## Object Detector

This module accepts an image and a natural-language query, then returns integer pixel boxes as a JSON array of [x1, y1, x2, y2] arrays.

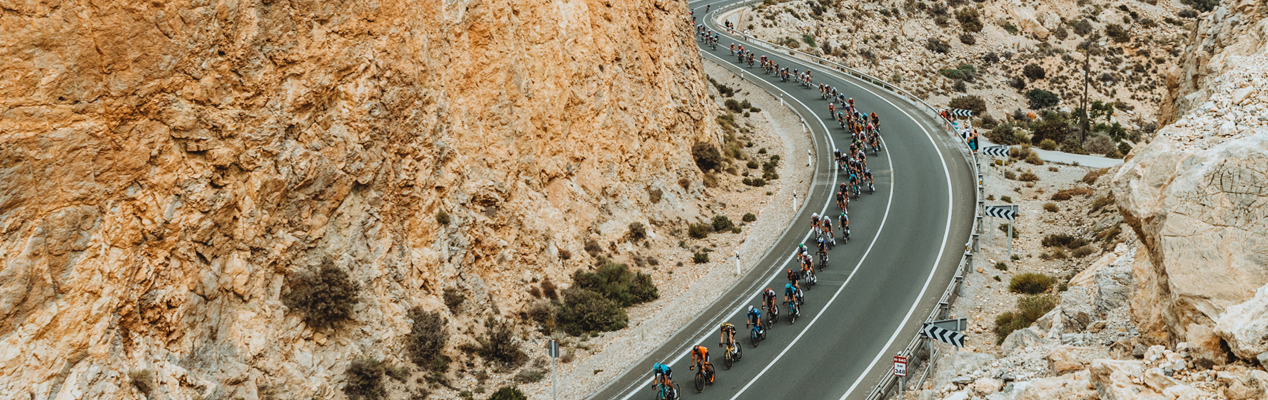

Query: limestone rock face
[[1159, 0, 1268, 125], [0, 0, 712, 398], [1215, 284, 1268, 362], [1112, 132, 1268, 347]]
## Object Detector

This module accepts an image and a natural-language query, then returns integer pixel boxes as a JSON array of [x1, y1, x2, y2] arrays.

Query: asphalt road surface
[[588, 1, 977, 399]]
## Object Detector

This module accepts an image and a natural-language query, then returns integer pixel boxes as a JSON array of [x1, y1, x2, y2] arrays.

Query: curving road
[[589, 1, 977, 399]]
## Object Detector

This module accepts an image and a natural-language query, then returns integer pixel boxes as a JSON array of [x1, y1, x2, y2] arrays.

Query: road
[[588, 1, 977, 399]]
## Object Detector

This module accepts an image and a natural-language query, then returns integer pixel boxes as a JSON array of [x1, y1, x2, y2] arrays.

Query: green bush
[[344, 359, 388, 400], [1018, 294, 1059, 322], [489, 386, 528, 400], [746, 160, 759, 169], [692, 142, 723, 172], [688, 223, 711, 239], [444, 288, 466, 312], [1041, 233, 1075, 247], [283, 261, 361, 330], [1106, 23, 1131, 42], [558, 287, 628, 335], [1000, 195, 1012, 203], [1181, 0, 1219, 12], [1009, 273, 1054, 294], [1025, 152, 1044, 165], [1026, 89, 1059, 109], [987, 124, 1027, 145], [712, 215, 735, 232], [1071, 19, 1094, 35], [959, 33, 977, 45], [802, 34, 816, 47], [572, 260, 659, 307], [406, 308, 450, 373], [994, 262, 1008, 271], [628, 222, 647, 241], [724, 99, 743, 113], [694, 252, 710, 263], [995, 294, 1059, 343], [436, 209, 451, 225], [743, 212, 757, 222], [1039, 139, 1058, 150]]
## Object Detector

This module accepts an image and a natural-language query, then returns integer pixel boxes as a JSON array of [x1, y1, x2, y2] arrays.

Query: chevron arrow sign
[[985, 205, 1018, 220], [921, 322, 966, 347], [950, 109, 974, 117], [982, 145, 1010, 157]]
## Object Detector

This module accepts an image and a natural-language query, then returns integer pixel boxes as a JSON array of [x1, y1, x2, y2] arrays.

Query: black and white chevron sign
[[982, 145, 1010, 157], [985, 205, 1018, 220], [921, 323, 966, 347], [950, 109, 974, 117]]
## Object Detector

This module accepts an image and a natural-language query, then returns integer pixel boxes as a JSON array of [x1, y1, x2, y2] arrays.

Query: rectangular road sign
[[547, 339, 559, 358], [932, 318, 967, 332], [894, 356, 908, 377]]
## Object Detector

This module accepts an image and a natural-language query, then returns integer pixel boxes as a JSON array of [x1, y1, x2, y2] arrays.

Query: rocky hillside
[[730, 0, 1200, 156], [0, 0, 713, 398]]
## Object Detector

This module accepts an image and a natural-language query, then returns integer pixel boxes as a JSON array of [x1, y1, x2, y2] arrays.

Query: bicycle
[[693, 361, 715, 393], [721, 338, 743, 369], [786, 300, 800, 324], [655, 380, 681, 400], [765, 300, 779, 326], [818, 250, 828, 272], [749, 322, 766, 347]]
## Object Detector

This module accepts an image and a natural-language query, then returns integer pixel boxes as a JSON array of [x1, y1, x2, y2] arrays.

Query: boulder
[[1113, 133, 1268, 343], [1014, 370, 1097, 400], [1093, 248, 1135, 314], [1089, 359, 1164, 400], [1214, 284, 1268, 361], [973, 377, 1003, 395], [1001, 327, 1043, 354], [934, 351, 997, 390], [1184, 323, 1227, 366]]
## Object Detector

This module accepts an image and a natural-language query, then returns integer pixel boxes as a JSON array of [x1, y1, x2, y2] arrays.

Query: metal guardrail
[[706, 3, 985, 399]]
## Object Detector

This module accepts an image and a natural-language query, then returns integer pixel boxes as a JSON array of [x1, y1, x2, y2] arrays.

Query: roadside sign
[[932, 318, 967, 332], [547, 339, 559, 358], [921, 323, 967, 347], [893, 355, 908, 377]]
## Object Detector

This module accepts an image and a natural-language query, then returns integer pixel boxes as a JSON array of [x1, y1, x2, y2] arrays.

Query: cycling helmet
[[786, 283, 793, 290], [748, 305, 754, 313]]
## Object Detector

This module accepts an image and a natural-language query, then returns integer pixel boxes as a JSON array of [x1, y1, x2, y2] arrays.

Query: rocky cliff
[[0, 0, 713, 398], [1159, 0, 1268, 125], [1114, 0, 1268, 367]]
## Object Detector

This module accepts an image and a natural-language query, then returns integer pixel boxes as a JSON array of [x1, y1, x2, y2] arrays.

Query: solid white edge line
[[614, 40, 845, 400], [833, 77, 957, 400]]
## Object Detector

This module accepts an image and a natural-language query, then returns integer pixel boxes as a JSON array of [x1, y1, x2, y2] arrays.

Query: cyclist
[[706, 4, 710, 12], [719, 322, 736, 349], [746, 305, 763, 334], [762, 287, 778, 314], [729, 43, 735, 56], [784, 282, 799, 305], [836, 189, 847, 211], [863, 168, 875, 191], [839, 212, 850, 242], [822, 218, 835, 245], [690, 345, 710, 374], [816, 237, 828, 262], [797, 243, 808, 257], [652, 362, 674, 394], [810, 213, 821, 237]]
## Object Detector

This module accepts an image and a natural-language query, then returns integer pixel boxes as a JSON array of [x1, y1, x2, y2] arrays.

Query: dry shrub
[[702, 172, 719, 188], [476, 318, 527, 367], [1009, 273, 1054, 294], [541, 276, 558, 300], [406, 308, 450, 373], [1043, 202, 1059, 212], [1071, 245, 1097, 258], [1018, 172, 1040, 182], [444, 288, 466, 312], [1050, 188, 1094, 200], [1025, 152, 1044, 165], [584, 240, 603, 257], [283, 261, 360, 330]]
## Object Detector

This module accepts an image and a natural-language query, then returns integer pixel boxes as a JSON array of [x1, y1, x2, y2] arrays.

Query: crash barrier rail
[[706, 3, 986, 399]]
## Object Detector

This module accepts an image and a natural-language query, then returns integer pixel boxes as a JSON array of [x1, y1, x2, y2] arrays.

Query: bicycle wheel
[[751, 329, 759, 347], [673, 383, 681, 400], [695, 371, 704, 393], [706, 363, 715, 384], [735, 342, 743, 360], [657, 384, 667, 400], [724, 348, 734, 369]]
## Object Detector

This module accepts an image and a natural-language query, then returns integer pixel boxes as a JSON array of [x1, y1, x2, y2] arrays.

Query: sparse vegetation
[[688, 223, 712, 239], [995, 294, 1059, 343], [1026, 89, 1059, 109], [712, 215, 735, 232], [129, 369, 155, 397], [956, 7, 983, 32], [406, 308, 450, 374], [344, 359, 388, 400], [743, 212, 757, 223], [1039, 138, 1058, 151], [444, 288, 466, 312], [694, 251, 710, 263], [283, 260, 361, 330], [628, 222, 647, 241], [692, 142, 723, 172], [572, 260, 659, 307], [948, 94, 987, 117], [1043, 202, 1059, 212], [1023, 64, 1046, 81], [436, 209, 451, 225], [1051, 188, 1094, 200], [476, 318, 528, 367], [925, 38, 951, 53], [1010, 273, 1055, 294], [490, 386, 528, 400]]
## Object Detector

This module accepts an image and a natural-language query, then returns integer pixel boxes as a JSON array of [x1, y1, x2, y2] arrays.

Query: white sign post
[[894, 354, 908, 393], [547, 340, 559, 400]]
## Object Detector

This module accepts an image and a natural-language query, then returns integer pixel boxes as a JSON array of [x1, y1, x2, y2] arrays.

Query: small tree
[[1026, 89, 1059, 109], [283, 261, 360, 330]]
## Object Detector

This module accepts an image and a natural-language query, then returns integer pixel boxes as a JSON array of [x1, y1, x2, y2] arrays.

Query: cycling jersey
[[747, 308, 762, 326]]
